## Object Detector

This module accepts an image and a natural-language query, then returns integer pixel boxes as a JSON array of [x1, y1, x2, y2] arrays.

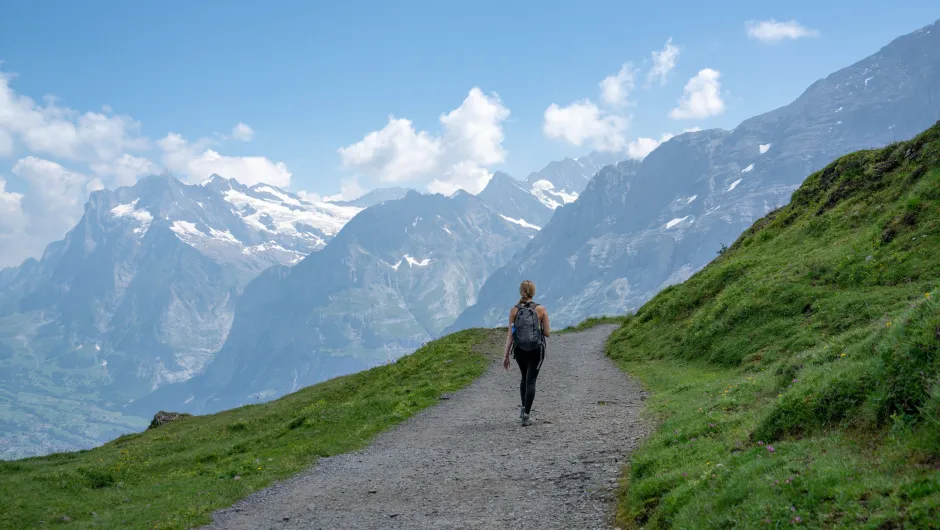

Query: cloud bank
[[0, 67, 289, 266], [746, 20, 819, 43], [338, 87, 510, 195]]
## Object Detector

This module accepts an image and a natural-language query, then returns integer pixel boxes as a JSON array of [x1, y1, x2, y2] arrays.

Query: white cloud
[[624, 127, 703, 161], [232, 122, 255, 142], [86, 178, 105, 192], [746, 20, 819, 43], [427, 161, 492, 196], [0, 128, 12, 157], [600, 63, 637, 107], [13, 157, 88, 215], [669, 68, 725, 120], [0, 157, 92, 266], [90, 154, 159, 187], [338, 87, 510, 195], [321, 177, 367, 202], [338, 116, 442, 182], [0, 176, 25, 235], [440, 87, 509, 165], [625, 133, 675, 160], [0, 72, 149, 164], [159, 132, 292, 187], [0, 67, 298, 265], [543, 99, 628, 152], [646, 38, 680, 86]]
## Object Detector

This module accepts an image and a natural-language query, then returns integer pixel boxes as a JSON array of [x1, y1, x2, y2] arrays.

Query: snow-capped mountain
[[196, 174, 362, 271], [453, 18, 940, 331], [477, 171, 554, 229], [524, 150, 624, 208], [136, 189, 538, 414], [0, 173, 360, 459]]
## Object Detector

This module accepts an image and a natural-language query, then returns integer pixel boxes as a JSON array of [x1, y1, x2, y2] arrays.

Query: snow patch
[[170, 220, 203, 239], [864, 76, 874, 88], [741, 164, 754, 173], [759, 143, 771, 154], [686, 195, 698, 204], [442, 226, 452, 235], [404, 255, 430, 267], [254, 185, 301, 206], [499, 214, 541, 230], [835, 106, 843, 112], [727, 179, 743, 192], [530, 179, 577, 209], [100, 360, 107, 367], [223, 189, 361, 238], [110, 200, 154, 234], [208, 227, 240, 245], [172, 222, 241, 247], [666, 216, 690, 229]]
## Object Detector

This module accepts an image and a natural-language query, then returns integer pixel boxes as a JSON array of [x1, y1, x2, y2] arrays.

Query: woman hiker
[[502, 280, 551, 426]]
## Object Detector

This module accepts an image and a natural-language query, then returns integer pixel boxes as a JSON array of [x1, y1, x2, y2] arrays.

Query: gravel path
[[204, 325, 649, 530]]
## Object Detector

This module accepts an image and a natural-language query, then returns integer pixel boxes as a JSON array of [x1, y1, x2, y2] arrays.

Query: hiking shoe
[[521, 414, 532, 427]]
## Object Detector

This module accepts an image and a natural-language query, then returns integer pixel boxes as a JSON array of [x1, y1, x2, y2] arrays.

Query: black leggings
[[515, 346, 544, 414]]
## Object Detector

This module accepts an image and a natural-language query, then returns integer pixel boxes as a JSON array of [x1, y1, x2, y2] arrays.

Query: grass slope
[[0, 328, 501, 529], [608, 123, 940, 528], [557, 315, 626, 335]]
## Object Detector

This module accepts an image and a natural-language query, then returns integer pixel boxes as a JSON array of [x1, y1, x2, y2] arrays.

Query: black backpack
[[513, 302, 543, 351]]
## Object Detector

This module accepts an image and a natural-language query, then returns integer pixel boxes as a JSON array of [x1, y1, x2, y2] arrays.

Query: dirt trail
[[205, 325, 649, 530]]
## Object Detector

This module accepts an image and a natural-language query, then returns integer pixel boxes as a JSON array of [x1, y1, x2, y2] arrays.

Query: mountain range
[[3, 18, 939, 460], [0, 167, 556, 457], [0, 175, 362, 458], [133, 188, 543, 414], [452, 17, 940, 331]]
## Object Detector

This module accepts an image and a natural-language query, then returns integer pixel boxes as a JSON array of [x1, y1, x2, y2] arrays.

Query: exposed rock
[[148, 411, 191, 430]]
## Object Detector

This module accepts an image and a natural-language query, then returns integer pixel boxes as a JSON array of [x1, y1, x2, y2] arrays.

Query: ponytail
[[518, 280, 536, 305]]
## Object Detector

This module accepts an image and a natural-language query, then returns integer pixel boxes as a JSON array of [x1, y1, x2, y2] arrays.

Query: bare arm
[[539, 306, 551, 337], [503, 307, 518, 361]]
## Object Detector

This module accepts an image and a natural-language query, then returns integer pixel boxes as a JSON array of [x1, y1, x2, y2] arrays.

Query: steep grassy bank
[[609, 123, 940, 528], [0, 328, 501, 529]]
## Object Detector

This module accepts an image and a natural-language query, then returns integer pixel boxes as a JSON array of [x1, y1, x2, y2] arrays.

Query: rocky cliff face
[[453, 18, 940, 331], [132, 189, 539, 414], [0, 174, 361, 458]]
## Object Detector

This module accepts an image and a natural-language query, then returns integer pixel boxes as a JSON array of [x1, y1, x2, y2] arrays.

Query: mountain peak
[[331, 187, 410, 208], [480, 171, 522, 193], [201, 173, 238, 193]]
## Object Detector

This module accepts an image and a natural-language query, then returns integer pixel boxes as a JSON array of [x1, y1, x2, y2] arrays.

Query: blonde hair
[[519, 280, 536, 304]]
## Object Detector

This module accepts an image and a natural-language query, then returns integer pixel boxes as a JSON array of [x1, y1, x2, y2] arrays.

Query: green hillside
[[0, 329, 501, 529], [609, 122, 940, 528], [2, 122, 938, 530]]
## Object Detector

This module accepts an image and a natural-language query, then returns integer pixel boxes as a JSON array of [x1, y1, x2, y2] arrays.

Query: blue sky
[[0, 0, 938, 262]]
